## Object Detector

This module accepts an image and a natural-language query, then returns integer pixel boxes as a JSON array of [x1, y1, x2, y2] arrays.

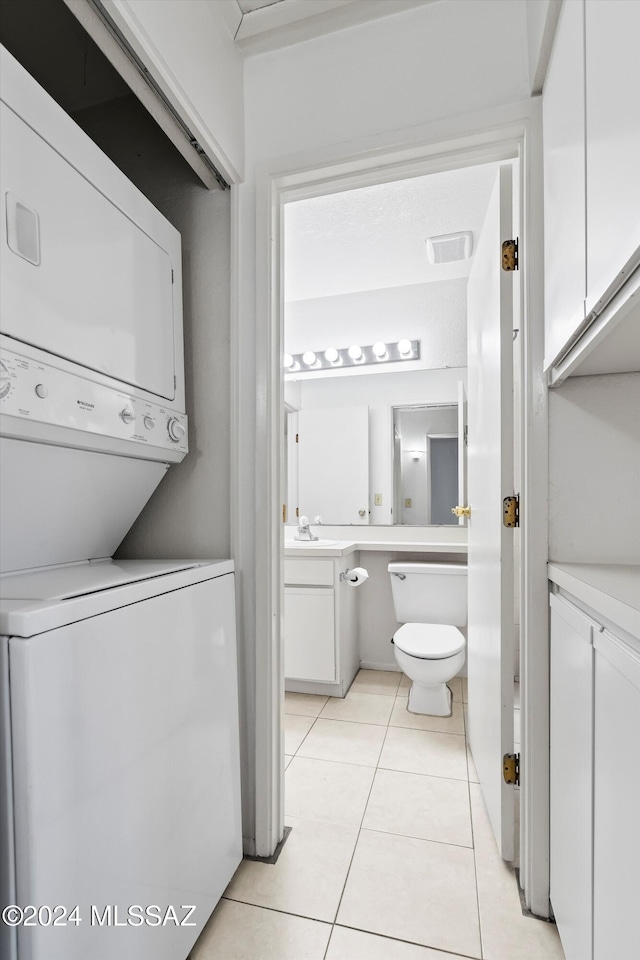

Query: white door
[[466, 164, 515, 860], [297, 407, 369, 524]]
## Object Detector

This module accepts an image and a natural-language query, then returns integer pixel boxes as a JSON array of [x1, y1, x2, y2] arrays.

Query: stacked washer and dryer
[[0, 46, 241, 960]]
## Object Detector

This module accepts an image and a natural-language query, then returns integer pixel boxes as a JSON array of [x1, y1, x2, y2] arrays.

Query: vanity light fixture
[[408, 450, 425, 461], [283, 339, 420, 373]]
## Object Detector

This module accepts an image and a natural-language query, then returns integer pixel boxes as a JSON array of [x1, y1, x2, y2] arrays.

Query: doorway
[[280, 153, 520, 865]]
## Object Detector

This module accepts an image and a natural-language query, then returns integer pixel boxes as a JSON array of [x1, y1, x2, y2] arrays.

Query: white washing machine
[[0, 559, 242, 960], [0, 47, 242, 960]]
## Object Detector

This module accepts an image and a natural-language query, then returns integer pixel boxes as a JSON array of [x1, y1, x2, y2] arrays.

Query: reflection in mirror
[[393, 404, 459, 525]]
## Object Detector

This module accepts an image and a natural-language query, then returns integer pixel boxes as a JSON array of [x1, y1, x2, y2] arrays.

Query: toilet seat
[[394, 623, 465, 660]]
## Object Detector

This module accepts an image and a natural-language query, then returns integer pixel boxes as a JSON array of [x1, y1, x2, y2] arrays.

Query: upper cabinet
[[585, 0, 640, 316], [543, 0, 586, 370], [543, 0, 640, 380]]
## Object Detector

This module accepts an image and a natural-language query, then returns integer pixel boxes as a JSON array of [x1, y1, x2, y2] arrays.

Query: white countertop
[[548, 562, 640, 639], [285, 540, 467, 558]]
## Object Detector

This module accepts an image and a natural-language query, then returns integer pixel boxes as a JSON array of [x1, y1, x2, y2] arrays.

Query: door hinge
[[501, 238, 518, 271], [171, 269, 174, 284], [503, 494, 519, 528], [282, 503, 287, 524], [503, 752, 520, 785], [295, 433, 299, 443], [295, 506, 299, 518]]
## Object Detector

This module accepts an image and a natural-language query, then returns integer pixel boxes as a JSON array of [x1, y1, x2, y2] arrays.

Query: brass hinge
[[295, 506, 299, 518], [503, 494, 519, 528], [502, 238, 518, 271], [503, 752, 520, 785], [282, 503, 287, 523], [295, 433, 299, 443]]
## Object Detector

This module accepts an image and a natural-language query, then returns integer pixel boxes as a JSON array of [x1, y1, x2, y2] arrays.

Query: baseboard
[[359, 660, 400, 672]]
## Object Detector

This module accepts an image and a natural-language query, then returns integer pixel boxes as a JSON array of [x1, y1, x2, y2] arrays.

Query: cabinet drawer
[[284, 558, 334, 586]]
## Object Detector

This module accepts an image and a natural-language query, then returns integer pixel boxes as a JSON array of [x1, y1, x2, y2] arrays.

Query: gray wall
[[75, 96, 232, 561]]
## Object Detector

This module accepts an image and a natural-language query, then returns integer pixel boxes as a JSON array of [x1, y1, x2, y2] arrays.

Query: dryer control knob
[[167, 417, 185, 443], [0, 361, 11, 399], [143, 415, 155, 431], [120, 407, 135, 424]]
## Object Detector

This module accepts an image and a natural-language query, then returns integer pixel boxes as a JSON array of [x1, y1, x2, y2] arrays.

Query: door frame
[[249, 99, 550, 915]]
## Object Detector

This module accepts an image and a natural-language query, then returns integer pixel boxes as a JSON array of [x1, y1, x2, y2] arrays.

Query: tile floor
[[191, 670, 565, 960]]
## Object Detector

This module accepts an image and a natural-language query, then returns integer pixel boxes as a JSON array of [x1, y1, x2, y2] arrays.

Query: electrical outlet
[[374, 493, 382, 506], [405, 498, 412, 508]]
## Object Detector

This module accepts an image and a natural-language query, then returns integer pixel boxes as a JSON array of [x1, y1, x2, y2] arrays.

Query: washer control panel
[[0, 347, 188, 455]]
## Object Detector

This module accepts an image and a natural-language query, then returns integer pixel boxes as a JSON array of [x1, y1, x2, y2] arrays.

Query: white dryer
[[0, 45, 243, 960], [0, 559, 242, 960]]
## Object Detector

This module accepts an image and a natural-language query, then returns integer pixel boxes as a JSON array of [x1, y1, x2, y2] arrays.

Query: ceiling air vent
[[426, 231, 473, 264]]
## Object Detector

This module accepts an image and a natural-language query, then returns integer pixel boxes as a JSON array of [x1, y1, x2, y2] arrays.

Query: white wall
[[548, 372, 640, 564], [237, 0, 535, 852], [285, 279, 467, 374], [297, 368, 465, 524], [103, 0, 244, 182], [74, 96, 232, 562], [244, 1, 529, 162]]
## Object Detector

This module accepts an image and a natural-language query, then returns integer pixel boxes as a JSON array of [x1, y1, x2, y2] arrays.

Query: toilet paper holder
[[339, 567, 369, 585]]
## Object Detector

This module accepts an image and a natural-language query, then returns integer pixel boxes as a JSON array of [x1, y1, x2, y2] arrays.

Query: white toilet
[[388, 562, 467, 716]]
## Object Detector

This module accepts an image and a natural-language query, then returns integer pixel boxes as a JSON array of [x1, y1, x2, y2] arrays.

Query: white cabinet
[[592, 630, 640, 960], [549, 594, 595, 960], [585, 0, 640, 316], [543, 0, 640, 376], [549, 584, 640, 960], [285, 588, 335, 682], [543, 0, 586, 369], [284, 554, 359, 696]]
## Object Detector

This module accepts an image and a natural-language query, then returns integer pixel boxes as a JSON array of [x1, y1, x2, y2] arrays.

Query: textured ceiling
[[284, 161, 503, 304]]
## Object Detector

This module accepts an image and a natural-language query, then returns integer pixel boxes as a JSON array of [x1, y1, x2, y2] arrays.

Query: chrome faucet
[[295, 515, 319, 541]]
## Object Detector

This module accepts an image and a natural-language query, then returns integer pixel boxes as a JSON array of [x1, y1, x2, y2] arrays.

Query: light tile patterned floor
[[190, 670, 564, 960]]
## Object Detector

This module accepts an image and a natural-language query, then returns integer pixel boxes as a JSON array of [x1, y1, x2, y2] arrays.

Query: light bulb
[[324, 347, 339, 363], [348, 344, 363, 361], [302, 351, 317, 366], [284, 353, 294, 369], [398, 338, 412, 357], [372, 341, 387, 358]]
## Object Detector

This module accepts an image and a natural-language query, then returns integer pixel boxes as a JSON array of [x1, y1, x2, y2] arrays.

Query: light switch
[[374, 493, 382, 506]]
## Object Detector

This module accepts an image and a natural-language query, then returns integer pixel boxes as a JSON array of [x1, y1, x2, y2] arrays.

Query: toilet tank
[[388, 562, 467, 626]]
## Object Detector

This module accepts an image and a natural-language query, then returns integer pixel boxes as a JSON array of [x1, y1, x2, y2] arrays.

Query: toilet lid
[[394, 623, 466, 660]]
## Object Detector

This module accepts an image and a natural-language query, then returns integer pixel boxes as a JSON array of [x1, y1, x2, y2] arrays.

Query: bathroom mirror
[[285, 379, 467, 526]]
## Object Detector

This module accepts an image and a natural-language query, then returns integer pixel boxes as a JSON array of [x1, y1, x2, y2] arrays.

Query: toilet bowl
[[388, 562, 467, 717]]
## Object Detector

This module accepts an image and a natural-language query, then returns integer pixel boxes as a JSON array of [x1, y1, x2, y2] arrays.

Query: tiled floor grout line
[[284, 674, 485, 960], [320, 678, 400, 960]]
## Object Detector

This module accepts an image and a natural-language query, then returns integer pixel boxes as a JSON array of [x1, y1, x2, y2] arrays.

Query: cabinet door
[[585, 0, 640, 315], [543, 0, 586, 368], [284, 588, 335, 682], [549, 593, 594, 960], [593, 630, 640, 960]]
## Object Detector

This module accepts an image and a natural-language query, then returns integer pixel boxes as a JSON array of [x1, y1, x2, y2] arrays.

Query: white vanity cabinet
[[548, 568, 640, 960], [284, 552, 359, 697]]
